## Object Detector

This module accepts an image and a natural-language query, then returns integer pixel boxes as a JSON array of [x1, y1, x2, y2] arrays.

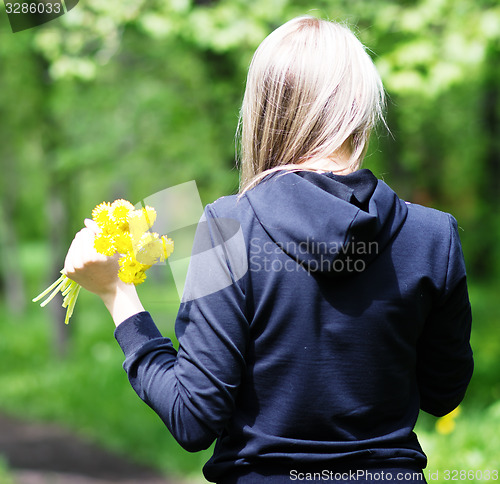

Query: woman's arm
[[416, 214, 474, 417], [63, 219, 145, 326], [63, 209, 249, 451]]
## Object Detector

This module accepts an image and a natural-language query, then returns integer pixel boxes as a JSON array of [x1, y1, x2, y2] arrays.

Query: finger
[[75, 226, 94, 239], [84, 218, 100, 234], [78, 228, 113, 264], [64, 229, 93, 268], [64, 235, 82, 274], [63, 253, 74, 276]]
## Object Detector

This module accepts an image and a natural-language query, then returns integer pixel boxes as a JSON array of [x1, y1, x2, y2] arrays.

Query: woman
[[64, 16, 473, 483]]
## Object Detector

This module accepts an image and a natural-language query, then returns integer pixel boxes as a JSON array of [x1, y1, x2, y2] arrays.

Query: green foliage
[[1, 0, 499, 276], [417, 406, 500, 481], [413, 280, 500, 481], [0, 265, 211, 479], [0, 458, 15, 484], [1, 0, 500, 478]]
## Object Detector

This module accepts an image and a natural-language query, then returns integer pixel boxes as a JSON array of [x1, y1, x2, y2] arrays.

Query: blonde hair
[[238, 16, 386, 193]]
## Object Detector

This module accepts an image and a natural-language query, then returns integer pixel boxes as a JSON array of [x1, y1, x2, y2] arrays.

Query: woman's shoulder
[[206, 193, 253, 220], [404, 200, 457, 225], [209, 194, 239, 209], [402, 200, 460, 246]]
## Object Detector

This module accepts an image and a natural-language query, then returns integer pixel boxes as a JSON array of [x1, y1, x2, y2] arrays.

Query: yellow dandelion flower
[[134, 232, 164, 265], [118, 253, 149, 285], [435, 406, 461, 435], [34, 198, 174, 323], [132, 270, 147, 285], [436, 416, 456, 435], [118, 268, 137, 284], [111, 199, 135, 230], [143, 206, 156, 227], [92, 202, 112, 229], [162, 236, 174, 259], [102, 217, 123, 237], [115, 231, 133, 254], [128, 206, 157, 240], [447, 406, 461, 419], [118, 267, 137, 284], [119, 252, 140, 269], [118, 254, 141, 283], [128, 217, 143, 241], [94, 233, 116, 256]]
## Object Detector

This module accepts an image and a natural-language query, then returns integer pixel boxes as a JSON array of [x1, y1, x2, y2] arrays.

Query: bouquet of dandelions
[[33, 199, 174, 325]]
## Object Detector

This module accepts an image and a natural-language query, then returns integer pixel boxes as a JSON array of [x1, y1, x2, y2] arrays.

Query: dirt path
[[0, 413, 202, 484]]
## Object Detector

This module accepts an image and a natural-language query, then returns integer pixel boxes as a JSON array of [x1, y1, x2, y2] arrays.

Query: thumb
[[84, 218, 100, 234]]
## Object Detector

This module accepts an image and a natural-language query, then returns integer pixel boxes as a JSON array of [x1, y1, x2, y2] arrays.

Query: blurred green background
[[0, 0, 499, 482]]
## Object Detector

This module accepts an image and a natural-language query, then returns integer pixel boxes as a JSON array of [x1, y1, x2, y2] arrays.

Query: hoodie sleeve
[[114, 204, 249, 452], [416, 214, 474, 417]]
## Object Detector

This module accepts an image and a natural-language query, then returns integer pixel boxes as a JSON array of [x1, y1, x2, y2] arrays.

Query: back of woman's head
[[239, 16, 385, 192]]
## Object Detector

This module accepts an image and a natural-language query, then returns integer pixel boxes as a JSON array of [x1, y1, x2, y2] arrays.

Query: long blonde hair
[[238, 16, 386, 193]]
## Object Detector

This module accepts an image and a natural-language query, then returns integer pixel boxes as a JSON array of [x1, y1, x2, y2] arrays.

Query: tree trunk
[[483, 46, 500, 206], [0, 201, 26, 315], [476, 42, 500, 278], [36, 54, 74, 358], [46, 187, 73, 358]]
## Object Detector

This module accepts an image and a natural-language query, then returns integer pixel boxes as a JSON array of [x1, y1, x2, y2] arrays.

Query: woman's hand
[[63, 219, 145, 326], [63, 219, 120, 299]]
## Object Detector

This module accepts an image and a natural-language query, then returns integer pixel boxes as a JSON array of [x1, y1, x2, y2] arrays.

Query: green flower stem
[[32, 273, 82, 325], [62, 282, 81, 325], [32, 274, 66, 307]]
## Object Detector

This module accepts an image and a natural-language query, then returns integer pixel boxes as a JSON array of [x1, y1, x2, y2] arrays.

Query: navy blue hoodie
[[115, 169, 473, 482]]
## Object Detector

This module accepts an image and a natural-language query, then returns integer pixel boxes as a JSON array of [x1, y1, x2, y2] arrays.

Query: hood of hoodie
[[245, 169, 408, 276]]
